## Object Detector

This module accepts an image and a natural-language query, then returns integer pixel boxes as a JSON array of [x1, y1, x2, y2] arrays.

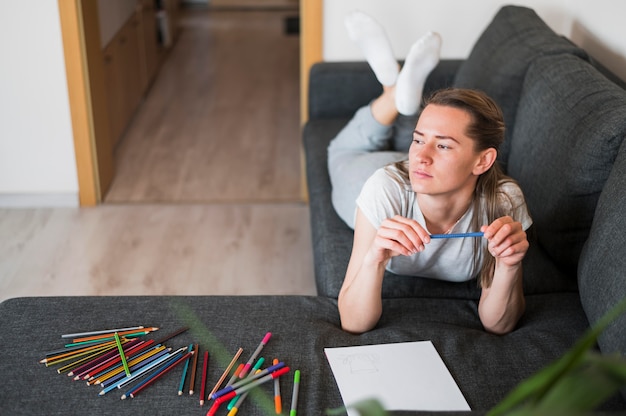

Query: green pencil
[[114, 332, 131, 377]]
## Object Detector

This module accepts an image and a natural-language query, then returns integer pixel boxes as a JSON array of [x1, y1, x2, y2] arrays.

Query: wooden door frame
[[300, 0, 322, 125], [58, 0, 113, 206]]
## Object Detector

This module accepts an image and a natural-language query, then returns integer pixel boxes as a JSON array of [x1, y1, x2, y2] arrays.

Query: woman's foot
[[345, 10, 399, 86], [395, 31, 442, 115]]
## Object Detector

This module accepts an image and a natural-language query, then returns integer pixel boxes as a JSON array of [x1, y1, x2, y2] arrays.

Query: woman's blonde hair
[[389, 88, 515, 288]]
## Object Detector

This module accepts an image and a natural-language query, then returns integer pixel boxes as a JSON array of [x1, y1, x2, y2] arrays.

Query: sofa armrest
[[307, 60, 463, 121]]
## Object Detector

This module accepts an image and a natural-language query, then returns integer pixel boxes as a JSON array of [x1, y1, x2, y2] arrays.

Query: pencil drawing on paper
[[339, 353, 380, 374]]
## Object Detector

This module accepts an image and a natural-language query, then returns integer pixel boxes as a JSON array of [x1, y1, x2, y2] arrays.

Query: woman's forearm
[[478, 262, 525, 334], [338, 261, 387, 334]]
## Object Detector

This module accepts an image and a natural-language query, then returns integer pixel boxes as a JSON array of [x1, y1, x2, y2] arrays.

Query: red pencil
[[199, 350, 209, 406]]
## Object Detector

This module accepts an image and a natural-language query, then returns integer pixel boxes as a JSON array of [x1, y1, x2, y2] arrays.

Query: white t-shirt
[[356, 165, 533, 282]]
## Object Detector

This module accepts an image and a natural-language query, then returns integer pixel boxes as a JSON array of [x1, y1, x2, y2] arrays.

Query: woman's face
[[409, 104, 488, 198]]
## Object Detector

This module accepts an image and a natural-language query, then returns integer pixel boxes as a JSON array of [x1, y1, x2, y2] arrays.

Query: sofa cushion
[[5, 294, 624, 414], [507, 53, 626, 276], [579, 139, 626, 393], [453, 5, 586, 172]]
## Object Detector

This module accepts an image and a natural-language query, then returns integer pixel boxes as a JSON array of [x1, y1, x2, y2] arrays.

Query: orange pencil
[[209, 347, 243, 400]]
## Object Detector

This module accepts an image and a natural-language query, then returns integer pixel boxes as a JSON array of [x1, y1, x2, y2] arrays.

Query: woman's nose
[[413, 144, 432, 163]]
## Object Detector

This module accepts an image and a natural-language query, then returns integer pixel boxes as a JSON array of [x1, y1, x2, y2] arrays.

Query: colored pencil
[[189, 344, 200, 395], [109, 348, 177, 390], [114, 332, 131, 377], [154, 326, 189, 345], [56, 343, 119, 374], [127, 350, 193, 399], [200, 350, 209, 406], [40, 340, 119, 364], [208, 347, 244, 400], [78, 340, 150, 380], [72, 327, 158, 343], [94, 345, 167, 385], [99, 348, 178, 396], [178, 343, 193, 396], [430, 231, 484, 239], [69, 339, 143, 378], [62, 326, 145, 338]]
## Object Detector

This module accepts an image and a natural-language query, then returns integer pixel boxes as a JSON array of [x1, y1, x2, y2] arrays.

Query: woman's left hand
[[481, 216, 528, 267]]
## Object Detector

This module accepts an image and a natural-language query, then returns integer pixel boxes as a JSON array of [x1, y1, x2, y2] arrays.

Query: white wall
[[0, 1, 78, 207], [323, 0, 626, 82]]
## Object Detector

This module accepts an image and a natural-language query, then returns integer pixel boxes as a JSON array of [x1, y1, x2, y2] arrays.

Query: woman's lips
[[412, 170, 432, 179]]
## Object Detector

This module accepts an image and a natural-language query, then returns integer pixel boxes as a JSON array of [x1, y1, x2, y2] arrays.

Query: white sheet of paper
[[324, 341, 470, 414]]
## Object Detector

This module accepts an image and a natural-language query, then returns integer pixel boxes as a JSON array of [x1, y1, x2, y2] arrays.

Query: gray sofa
[[303, 4, 626, 411]]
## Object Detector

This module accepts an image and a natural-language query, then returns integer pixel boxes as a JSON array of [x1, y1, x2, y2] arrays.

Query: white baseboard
[[0, 193, 79, 208]]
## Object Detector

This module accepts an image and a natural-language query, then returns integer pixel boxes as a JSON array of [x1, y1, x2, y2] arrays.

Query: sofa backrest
[[453, 5, 587, 173], [578, 138, 626, 401], [507, 53, 626, 277]]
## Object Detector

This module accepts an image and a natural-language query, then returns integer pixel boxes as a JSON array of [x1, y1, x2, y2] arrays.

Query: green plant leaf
[[535, 352, 626, 411], [488, 297, 626, 416], [326, 398, 388, 416]]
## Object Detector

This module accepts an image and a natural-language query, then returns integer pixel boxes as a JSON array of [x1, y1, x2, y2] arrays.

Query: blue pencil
[[430, 232, 484, 239]]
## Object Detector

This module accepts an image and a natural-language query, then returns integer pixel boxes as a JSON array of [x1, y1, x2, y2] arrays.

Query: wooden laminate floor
[[0, 9, 317, 303]]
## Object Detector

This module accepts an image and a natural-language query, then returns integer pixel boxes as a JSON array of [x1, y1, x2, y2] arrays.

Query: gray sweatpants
[[327, 105, 417, 228]]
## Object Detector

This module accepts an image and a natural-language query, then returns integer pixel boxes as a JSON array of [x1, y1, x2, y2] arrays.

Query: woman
[[329, 12, 532, 335]]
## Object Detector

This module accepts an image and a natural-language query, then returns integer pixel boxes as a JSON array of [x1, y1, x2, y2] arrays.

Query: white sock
[[395, 31, 442, 115], [345, 11, 399, 86]]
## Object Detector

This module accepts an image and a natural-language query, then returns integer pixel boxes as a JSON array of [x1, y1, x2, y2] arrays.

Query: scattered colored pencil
[[430, 231, 484, 239], [199, 350, 209, 406], [178, 343, 193, 396], [189, 344, 200, 395], [62, 326, 145, 339], [127, 350, 193, 399], [114, 332, 131, 377], [154, 326, 189, 345], [208, 347, 244, 400]]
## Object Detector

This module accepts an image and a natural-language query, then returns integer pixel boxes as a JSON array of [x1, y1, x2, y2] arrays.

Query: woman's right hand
[[365, 215, 431, 264]]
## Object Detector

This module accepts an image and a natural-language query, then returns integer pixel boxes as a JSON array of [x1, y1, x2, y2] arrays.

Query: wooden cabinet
[[139, 0, 159, 90], [102, 0, 180, 148], [103, 12, 144, 147]]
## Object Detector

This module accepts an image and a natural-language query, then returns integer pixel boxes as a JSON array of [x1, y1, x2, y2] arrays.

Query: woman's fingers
[[377, 216, 429, 255], [482, 217, 528, 261]]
